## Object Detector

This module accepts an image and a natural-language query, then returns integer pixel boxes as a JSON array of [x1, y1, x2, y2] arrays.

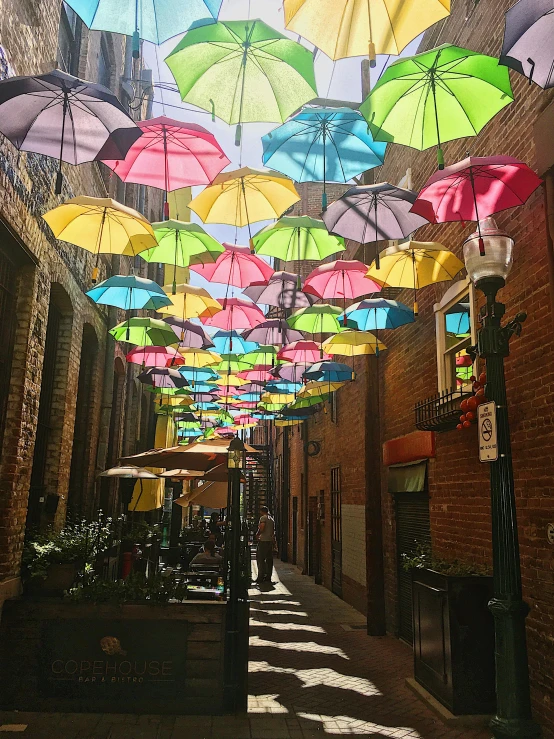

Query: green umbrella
[[253, 216, 345, 261], [214, 354, 252, 373], [241, 345, 280, 367], [287, 304, 343, 335], [258, 402, 287, 412], [287, 394, 329, 410], [360, 44, 513, 168], [109, 317, 178, 346], [140, 220, 224, 293], [165, 20, 318, 145]]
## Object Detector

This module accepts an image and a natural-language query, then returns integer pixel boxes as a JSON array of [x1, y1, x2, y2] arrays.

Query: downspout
[[543, 174, 554, 320], [302, 419, 309, 575], [280, 427, 289, 562]]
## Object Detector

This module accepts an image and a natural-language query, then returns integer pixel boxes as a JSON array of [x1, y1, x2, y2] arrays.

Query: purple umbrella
[[138, 367, 189, 389], [243, 319, 304, 346], [322, 182, 429, 267], [189, 392, 220, 403], [243, 271, 317, 309], [163, 316, 215, 348], [271, 362, 308, 384], [500, 0, 554, 89]]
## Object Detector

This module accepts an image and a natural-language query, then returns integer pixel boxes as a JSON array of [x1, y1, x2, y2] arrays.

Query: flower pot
[[26, 560, 83, 597]]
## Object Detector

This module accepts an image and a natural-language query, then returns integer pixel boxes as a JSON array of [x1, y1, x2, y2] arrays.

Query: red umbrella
[[189, 243, 274, 287], [304, 260, 383, 300], [126, 346, 185, 367], [278, 341, 331, 364], [410, 155, 542, 253], [200, 297, 265, 330], [237, 367, 274, 383]]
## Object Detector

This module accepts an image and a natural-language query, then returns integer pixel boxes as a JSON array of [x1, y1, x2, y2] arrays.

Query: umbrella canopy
[[322, 330, 386, 356], [138, 367, 189, 389], [165, 19, 317, 143], [304, 360, 355, 382], [121, 438, 258, 471], [253, 216, 345, 262], [236, 367, 275, 383], [189, 168, 300, 235], [265, 381, 302, 394], [0, 69, 141, 193], [243, 319, 304, 346], [200, 297, 265, 331], [360, 44, 514, 168], [262, 107, 386, 208], [304, 260, 383, 300], [272, 362, 311, 384], [342, 298, 415, 331], [181, 481, 229, 508], [99, 465, 158, 479], [241, 346, 279, 367], [500, 0, 554, 88], [278, 341, 330, 364], [126, 346, 185, 367], [298, 380, 348, 397], [284, 0, 451, 62], [211, 330, 258, 355], [157, 283, 222, 320], [178, 366, 219, 382], [243, 271, 317, 309], [86, 274, 172, 310], [215, 354, 252, 374], [101, 117, 229, 191], [287, 304, 343, 335], [163, 317, 214, 348], [286, 394, 328, 409], [178, 348, 221, 367], [109, 317, 177, 346], [190, 243, 274, 286]]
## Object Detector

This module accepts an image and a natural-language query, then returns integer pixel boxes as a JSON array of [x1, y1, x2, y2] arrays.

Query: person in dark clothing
[[208, 512, 224, 546], [255, 506, 275, 584]]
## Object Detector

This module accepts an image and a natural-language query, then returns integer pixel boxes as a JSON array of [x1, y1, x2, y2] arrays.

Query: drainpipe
[[543, 174, 554, 320], [302, 420, 309, 574], [280, 427, 289, 562]]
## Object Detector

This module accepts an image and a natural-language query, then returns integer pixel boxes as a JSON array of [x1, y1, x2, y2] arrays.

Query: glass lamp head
[[463, 218, 514, 288]]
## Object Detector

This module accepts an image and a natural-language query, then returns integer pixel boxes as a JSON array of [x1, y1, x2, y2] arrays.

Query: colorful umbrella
[[126, 346, 185, 367], [241, 346, 279, 367], [178, 347, 221, 367], [278, 341, 331, 364], [109, 317, 177, 346], [138, 367, 189, 389], [243, 319, 304, 346], [287, 305, 343, 335], [410, 156, 543, 253], [262, 107, 386, 208], [342, 299, 415, 331], [500, 0, 554, 88], [236, 367, 275, 383], [200, 297, 265, 331], [298, 380, 347, 397], [253, 216, 345, 262], [265, 381, 302, 395], [286, 394, 328, 409], [366, 241, 464, 315], [190, 243, 274, 287], [262, 392, 296, 405], [360, 44, 514, 168], [162, 317, 214, 349], [243, 271, 317, 309], [322, 330, 386, 356], [157, 284, 222, 320], [284, 0, 451, 64], [211, 330, 258, 355], [446, 310, 471, 336], [178, 366, 219, 381], [272, 362, 311, 384], [304, 360, 355, 382], [304, 260, 383, 302], [86, 274, 172, 310], [215, 354, 252, 374], [43, 197, 156, 281], [165, 20, 317, 144], [0, 69, 141, 193]]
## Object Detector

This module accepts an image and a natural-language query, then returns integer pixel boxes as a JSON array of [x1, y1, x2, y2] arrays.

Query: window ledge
[[414, 389, 472, 433]]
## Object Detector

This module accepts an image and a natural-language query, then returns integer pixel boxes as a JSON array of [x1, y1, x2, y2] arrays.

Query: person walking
[[255, 506, 275, 584]]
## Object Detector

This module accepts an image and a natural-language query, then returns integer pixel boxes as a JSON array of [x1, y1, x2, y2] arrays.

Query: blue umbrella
[[303, 361, 355, 383], [186, 382, 219, 394], [212, 330, 259, 355], [446, 310, 471, 335], [252, 412, 276, 420], [195, 402, 222, 411], [236, 392, 265, 402], [262, 107, 387, 209], [265, 381, 302, 394], [341, 298, 414, 331], [86, 275, 172, 310], [178, 366, 220, 381]]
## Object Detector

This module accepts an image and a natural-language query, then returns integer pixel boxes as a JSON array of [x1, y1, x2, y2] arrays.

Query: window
[[434, 278, 477, 393], [330, 392, 338, 423], [98, 34, 112, 90], [57, 2, 82, 75]]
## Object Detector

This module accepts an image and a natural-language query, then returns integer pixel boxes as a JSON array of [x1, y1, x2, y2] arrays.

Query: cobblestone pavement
[[0, 560, 492, 738]]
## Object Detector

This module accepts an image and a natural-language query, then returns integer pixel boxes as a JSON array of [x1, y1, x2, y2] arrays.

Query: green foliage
[[66, 573, 188, 604], [121, 521, 161, 548], [401, 544, 491, 577]]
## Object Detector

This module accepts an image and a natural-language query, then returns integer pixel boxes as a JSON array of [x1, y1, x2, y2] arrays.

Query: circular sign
[[547, 523, 554, 545], [481, 418, 493, 442]]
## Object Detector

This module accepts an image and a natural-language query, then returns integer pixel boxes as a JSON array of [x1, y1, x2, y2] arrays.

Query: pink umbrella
[[410, 155, 542, 254], [200, 297, 265, 330], [237, 367, 274, 383], [126, 346, 185, 367], [189, 243, 274, 287], [101, 116, 230, 192], [304, 260, 384, 300], [232, 402, 259, 410], [235, 415, 258, 426], [278, 340, 331, 364]]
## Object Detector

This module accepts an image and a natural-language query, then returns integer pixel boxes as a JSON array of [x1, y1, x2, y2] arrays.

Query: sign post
[[478, 400, 498, 462]]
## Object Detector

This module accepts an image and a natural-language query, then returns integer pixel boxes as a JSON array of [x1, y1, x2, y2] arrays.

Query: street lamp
[[463, 218, 540, 739]]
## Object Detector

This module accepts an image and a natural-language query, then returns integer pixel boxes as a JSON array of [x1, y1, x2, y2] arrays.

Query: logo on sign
[[478, 401, 498, 462]]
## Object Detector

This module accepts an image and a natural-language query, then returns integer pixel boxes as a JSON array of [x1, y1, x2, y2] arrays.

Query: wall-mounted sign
[[547, 523, 554, 545], [478, 401, 498, 463]]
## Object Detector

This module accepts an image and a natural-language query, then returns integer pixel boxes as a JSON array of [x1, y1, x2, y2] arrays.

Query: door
[[307, 495, 318, 577], [331, 467, 342, 597], [292, 497, 298, 565]]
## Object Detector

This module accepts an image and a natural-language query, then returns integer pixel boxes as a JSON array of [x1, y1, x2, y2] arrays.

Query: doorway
[[292, 496, 298, 565], [331, 466, 342, 597]]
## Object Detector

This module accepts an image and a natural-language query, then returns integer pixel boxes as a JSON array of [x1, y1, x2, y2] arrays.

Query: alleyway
[[0, 560, 492, 738]]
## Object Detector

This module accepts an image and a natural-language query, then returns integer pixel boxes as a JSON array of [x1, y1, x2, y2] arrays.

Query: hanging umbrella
[[360, 44, 514, 168], [211, 330, 258, 355], [261, 392, 296, 405], [410, 156, 542, 252], [284, 0, 451, 64], [234, 415, 258, 428], [286, 394, 328, 409], [178, 347, 221, 367], [341, 298, 414, 330], [278, 341, 331, 364], [322, 183, 429, 267], [235, 392, 264, 403], [178, 366, 220, 382], [165, 20, 317, 145], [162, 318, 214, 349], [200, 297, 265, 331], [236, 367, 275, 383], [298, 380, 348, 397], [139, 221, 224, 293], [304, 360, 355, 382], [86, 274, 172, 310], [138, 367, 189, 389], [126, 346, 185, 367], [500, 0, 554, 88], [216, 375, 249, 388], [241, 345, 279, 367], [265, 381, 302, 395], [0, 69, 142, 193], [253, 216, 345, 262], [109, 317, 178, 346], [243, 319, 304, 346], [243, 271, 317, 309], [190, 243, 274, 287], [157, 283, 222, 320], [43, 197, 156, 281], [215, 354, 252, 374], [262, 107, 387, 209], [272, 362, 310, 384], [366, 241, 464, 315], [446, 310, 471, 336], [287, 305, 343, 336], [303, 260, 383, 304], [322, 330, 386, 356], [239, 382, 270, 393]]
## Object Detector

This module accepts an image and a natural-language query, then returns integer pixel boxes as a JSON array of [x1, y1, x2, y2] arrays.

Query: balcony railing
[[415, 387, 472, 432]]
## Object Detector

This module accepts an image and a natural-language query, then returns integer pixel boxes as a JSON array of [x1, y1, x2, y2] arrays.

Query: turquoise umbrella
[[86, 275, 172, 310]]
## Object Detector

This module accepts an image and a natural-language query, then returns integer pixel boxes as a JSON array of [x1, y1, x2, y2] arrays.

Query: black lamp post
[[464, 219, 540, 739]]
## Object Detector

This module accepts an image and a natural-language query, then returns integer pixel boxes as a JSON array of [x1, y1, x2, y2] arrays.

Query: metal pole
[[474, 277, 539, 739]]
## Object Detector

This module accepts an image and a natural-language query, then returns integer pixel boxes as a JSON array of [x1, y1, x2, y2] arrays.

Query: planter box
[[412, 568, 495, 715], [25, 561, 83, 597], [0, 598, 230, 714]]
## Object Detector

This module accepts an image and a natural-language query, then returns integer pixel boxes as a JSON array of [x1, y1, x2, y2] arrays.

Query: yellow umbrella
[[261, 392, 296, 404], [297, 380, 348, 398], [188, 167, 300, 229], [158, 283, 222, 320], [284, 0, 450, 64], [322, 330, 387, 356], [276, 419, 304, 427], [366, 241, 464, 315], [43, 196, 156, 281], [153, 394, 195, 407], [218, 375, 248, 387], [178, 347, 222, 367]]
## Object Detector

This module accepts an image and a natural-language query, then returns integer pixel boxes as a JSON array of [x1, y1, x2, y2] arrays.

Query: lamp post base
[[490, 717, 541, 739]]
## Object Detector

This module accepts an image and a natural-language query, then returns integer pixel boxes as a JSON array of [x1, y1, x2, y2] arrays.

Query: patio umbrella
[[43, 197, 156, 281], [253, 216, 345, 263], [99, 465, 158, 479], [342, 298, 415, 330], [211, 330, 258, 355], [410, 156, 543, 253], [0, 69, 141, 193], [303, 261, 383, 323], [366, 241, 464, 315], [360, 44, 513, 168], [157, 284, 222, 320], [86, 274, 172, 310], [190, 243, 274, 287], [126, 346, 185, 367], [284, 0, 451, 64], [278, 341, 330, 364], [178, 347, 221, 366], [262, 107, 387, 208], [139, 221, 224, 293], [243, 319, 304, 346], [109, 317, 178, 345], [163, 318, 214, 348], [200, 297, 265, 331], [322, 183, 429, 267], [500, 0, 554, 88], [165, 19, 317, 145], [304, 360, 355, 382], [243, 272, 317, 309], [322, 330, 387, 356], [138, 367, 189, 389]]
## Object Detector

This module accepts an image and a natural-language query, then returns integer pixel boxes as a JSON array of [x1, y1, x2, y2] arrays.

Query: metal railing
[[415, 387, 472, 432]]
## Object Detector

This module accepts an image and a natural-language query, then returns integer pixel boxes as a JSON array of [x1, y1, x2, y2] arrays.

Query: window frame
[[434, 278, 477, 393], [57, 1, 82, 76]]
